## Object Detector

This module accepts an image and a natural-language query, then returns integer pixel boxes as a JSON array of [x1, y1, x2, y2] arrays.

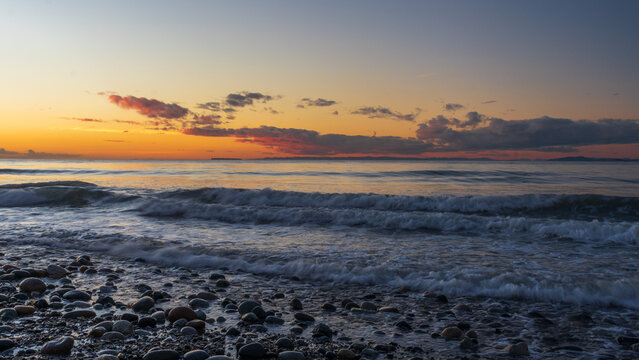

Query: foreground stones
[[18, 277, 47, 293], [505, 342, 530, 356], [41, 336, 74, 356], [238, 342, 265, 358], [143, 349, 180, 360], [167, 306, 198, 322]]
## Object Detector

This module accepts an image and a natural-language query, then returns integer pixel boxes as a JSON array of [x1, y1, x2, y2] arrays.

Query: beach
[[1, 159, 639, 359]]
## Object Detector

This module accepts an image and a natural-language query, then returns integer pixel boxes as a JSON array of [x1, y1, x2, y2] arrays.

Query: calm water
[[1, 159, 638, 308]]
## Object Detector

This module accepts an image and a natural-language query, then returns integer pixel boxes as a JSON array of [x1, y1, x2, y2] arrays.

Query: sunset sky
[[1, 0, 639, 159]]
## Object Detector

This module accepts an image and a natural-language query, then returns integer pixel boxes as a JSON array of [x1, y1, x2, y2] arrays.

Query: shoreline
[[1, 243, 638, 359]]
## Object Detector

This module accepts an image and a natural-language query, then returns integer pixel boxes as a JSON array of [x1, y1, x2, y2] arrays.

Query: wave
[[0, 181, 134, 207]]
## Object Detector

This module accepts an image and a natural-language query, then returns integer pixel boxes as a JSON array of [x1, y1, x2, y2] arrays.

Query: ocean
[[1, 159, 638, 309]]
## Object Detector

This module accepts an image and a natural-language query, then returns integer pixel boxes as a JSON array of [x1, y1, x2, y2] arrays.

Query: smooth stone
[[294, 312, 315, 322], [251, 306, 266, 319], [143, 349, 180, 360], [361, 349, 378, 358], [337, 349, 357, 360], [196, 291, 218, 300], [99, 355, 119, 360], [186, 319, 206, 332], [63, 310, 96, 319], [379, 307, 399, 313], [278, 351, 305, 360], [184, 349, 209, 360], [88, 327, 106, 338], [19, 278, 46, 293], [181, 326, 198, 336], [41, 336, 74, 356], [207, 357, 233, 360], [46, 264, 69, 279], [265, 316, 285, 325], [238, 300, 261, 315], [241, 312, 261, 324], [505, 342, 530, 356], [460, 337, 475, 349], [361, 302, 377, 311], [96, 321, 114, 331], [238, 342, 265, 358], [0, 308, 18, 321], [0, 338, 15, 351], [138, 316, 157, 328], [289, 298, 303, 310], [132, 296, 155, 312], [312, 323, 333, 337], [189, 298, 209, 309], [101, 331, 126, 341], [168, 306, 198, 322], [112, 320, 133, 335], [225, 327, 240, 336], [63, 290, 91, 301], [152, 311, 166, 323], [216, 279, 230, 287], [275, 337, 295, 350], [14, 305, 35, 316], [441, 326, 463, 339], [321, 303, 336, 311]]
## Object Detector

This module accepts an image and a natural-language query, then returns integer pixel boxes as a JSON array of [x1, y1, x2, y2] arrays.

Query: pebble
[[441, 326, 463, 339], [168, 306, 198, 322], [184, 349, 209, 360], [18, 278, 47, 293], [112, 320, 133, 335], [238, 300, 261, 315], [14, 305, 35, 316], [278, 351, 306, 360], [337, 349, 357, 360], [241, 312, 261, 324], [294, 312, 315, 322], [186, 319, 206, 332], [321, 303, 336, 311], [361, 301, 377, 311], [505, 342, 530, 356], [41, 336, 74, 356], [238, 342, 265, 358], [0, 338, 15, 352], [63, 290, 91, 301], [143, 349, 180, 360], [46, 264, 69, 279], [132, 296, 155, 312], [101, 331, 126, 341], [265, 315, 285, 324], [63, 309, 96, 319], [189, 298, 209, 308], [290, 298, 303, 310], [216, 279, 230, 287], [379, 306, 399, 313], [276, 337, 295, 349], [312, 323, 333, 337], [0, 308, 18, 321], [138, 316, 157, 328], [180, 326, 198, 336]]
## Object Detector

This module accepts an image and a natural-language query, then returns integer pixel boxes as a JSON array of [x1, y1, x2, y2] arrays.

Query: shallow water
[[1, 159, 638, 308]]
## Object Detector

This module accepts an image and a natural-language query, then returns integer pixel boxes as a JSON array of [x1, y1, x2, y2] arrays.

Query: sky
[[1, 0, 639, 159]]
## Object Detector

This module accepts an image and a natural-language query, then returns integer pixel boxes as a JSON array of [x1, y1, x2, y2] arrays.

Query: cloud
[[183, 126, 432, 155], [481, 100, 497, 104], [351, 106, 420, 122], [67, 117, 104, 123], [298, 98, 337, 108], [113, 119, 143, 125], [191, 114, 222, 125], [444, 103, 465, 111], [224, 92, 274, 108], [416, 112, 639, 151], [108, 95, 189, 119], [0, 148, 79, 159], [332, 111, 339, 115]]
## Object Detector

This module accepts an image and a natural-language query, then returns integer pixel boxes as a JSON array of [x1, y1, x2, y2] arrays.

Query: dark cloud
[[332, 111, 339, 115], [113, 119, 143, 125], [299, 98, 337, 108], [351, 106, 419, 122], [108, 95, 189, 119], [416, 112, 639, 151], [225, 92, 274, 107], [444, 103, 465, 111], [68, 117, 104, 123], [191, 114, 222, 125], [0, 148, 79, 159], [183, 126, 432, 155], [481, 100, 497, 104]]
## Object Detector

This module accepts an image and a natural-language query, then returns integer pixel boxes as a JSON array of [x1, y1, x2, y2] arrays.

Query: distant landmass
[[212, 156, 639, 161]]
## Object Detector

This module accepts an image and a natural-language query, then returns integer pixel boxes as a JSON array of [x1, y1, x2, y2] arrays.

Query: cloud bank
[[108, 95, 189, 119], [351, 106, 420, 122]]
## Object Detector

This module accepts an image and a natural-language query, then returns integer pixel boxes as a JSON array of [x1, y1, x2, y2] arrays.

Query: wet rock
[[321, 303, 336, 311], [18, 278, 46, 293], [617, 336, 639, 347], [63, 290, 91, 301], [196, 291, 217, 300], [138, 316, 157, 328], [361, 349, 378, 358], [312, 323, 333, 337], [505, 342, 530, 356], [265, 316, 285, 325], [290, 298, 303, 310], [276, 337, 295, 350], [216, 279, 230, 287], [168, 306, 198, 322], [337, 349, 357, 360], [132, 296, 155, 312], [152, 311, 166, 323], [184, 349, 209, 360], [112, 320, 134, 335], [225, 327, 241, 336], [88, 327, 105, 338], [46, 264, 69, 279], [460, 337, 475, 350], [0, 308, 18, 321], [238, 342, 265, 359], [41, 336, 74, 356], [241, 312, 261, 324], [0, 338, 15, 352], [294, 312, 314, 322], [395, 320, 412, 331], [361, 301, 377, 311], [189, 298, 209, 309], [14, 305, 35, 316], [143, 349, 180, 360], [180, 326, 198, 336], [238, 300, 261, 315], [186, 319, 205, 332], [441, 326, 463, 339], [279, 351, 306, 360], [101, 331, 126, 341], [379, 306, 399, 313], [63, 310, 96, 319]]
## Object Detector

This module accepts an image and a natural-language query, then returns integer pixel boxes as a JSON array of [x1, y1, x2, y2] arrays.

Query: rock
[[209, 273, 225, 280], [143, 349, 180, 360], [441, 326, 463, 339], [132, 296, 155, 312], [138, 316, 157, 328], [321, 303, 336, 311], [196, 291, 217, 300], [265, 316, 285, 325], [14, 305, 35, 316], [453, 304, 472, 312], [186, 319, 205, 332], [361, 301, 377, 311], [225, 327, 240, 336], [189, 298, 209, 308], [505, 342, 530, 356], [290, 298, 303, 310], [361, 349, 378, 358], [395, 320, 412, 331], [207, 357, 233, 360], [241, 312, 261, 324], [41, 336, 74, 356], [46, 264, 69, 279], [379, 306, 399, 313], [184, 349, 209, 360], [279, 351, 306, 360], [276, 337, 295, 350], [465, 330, 477, 339], [460, 337, 475, 350], [112, 320, 134, 335], [168, 306, 198, 322], [251, 306, 266, 319], [216, 279, 230, 287], [238, 300, 261, 315], [0, 338, 15, 352], [238, 342, 265, 358], [101, 331, 125, 341], [436, 294, 448, 303], [18, 278, 46, 293], [88, 327, 105, 338], [0, 308, 18, 321], [312, 323, 333, 337], [181, 326, 198, 336], [99, 355, 119, 360], [63, 310, 96, 319], [63, 290, 91, 301], [337, 349, 357, 360], [96, 321, 114, 331], [294, 312, 315, 322], [152, 311, 166, 323]]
